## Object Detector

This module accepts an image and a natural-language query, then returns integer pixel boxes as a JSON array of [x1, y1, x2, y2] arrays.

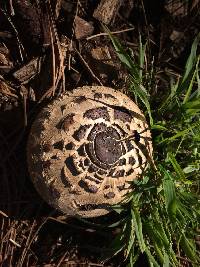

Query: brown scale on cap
[[27, 86, 154, 217], [59, 113, 75, 131]]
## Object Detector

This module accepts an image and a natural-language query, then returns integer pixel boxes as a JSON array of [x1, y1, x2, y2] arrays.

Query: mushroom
[[27, 86, 153, 217]]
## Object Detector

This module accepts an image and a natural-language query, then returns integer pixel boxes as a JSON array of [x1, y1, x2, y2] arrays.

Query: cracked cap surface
[[27, 86, 153, 217]]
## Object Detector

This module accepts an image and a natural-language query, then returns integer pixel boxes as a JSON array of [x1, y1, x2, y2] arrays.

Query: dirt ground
[[0, 0, 199, 266]]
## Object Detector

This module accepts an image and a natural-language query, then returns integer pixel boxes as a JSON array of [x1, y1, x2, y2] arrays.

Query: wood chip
[[93, 0, 122, 25], [13, 57, 42, 84], [91, 46, 111, 60], [0, 80, 18, 98], [75, 16, 94, 40], [165, 0, 189, 17], [169, 30, 184, 41], [0, 46, 13, 73]]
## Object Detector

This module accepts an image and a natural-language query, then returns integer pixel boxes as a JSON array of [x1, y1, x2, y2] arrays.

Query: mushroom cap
[[27, 86, 153, 217]]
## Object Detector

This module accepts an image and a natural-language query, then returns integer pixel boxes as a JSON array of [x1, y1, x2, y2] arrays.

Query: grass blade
[[159, 121, 199, 144], [196, 62, 200, 97], [183, 56, 199, 104], [130, 81, 153, 125], [182, 98, 200, 115], [139, 33, 147, 81], [103, 25, 140, 80], [163, 252, 170, 267], [180, 233, 198, 263], [145, 247, 160, 267], [127, 248, 140, 267], [131, 207, 146, 253], [168, 153, 186, 181], [104, 25, 153, 125], [161, 167, 177, 220], [125, 218, 135, 259], [181, 33, 200, 86]]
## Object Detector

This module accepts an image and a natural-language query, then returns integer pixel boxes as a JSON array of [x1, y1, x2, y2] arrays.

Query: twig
[[18, 220, 37, 267], [9, 238, 21, 247], [0, 9, 26, 62], [9, 0, 15, 16], [176, 255, 194, 264], [75, 48, 103, 86], [20, 85, 28, 127], [86, 27, 135, 40], [50, 0, 66, 90], [55, 0, 62, 18], [68, 0, 79, 71], [0, 210, 8, 218]]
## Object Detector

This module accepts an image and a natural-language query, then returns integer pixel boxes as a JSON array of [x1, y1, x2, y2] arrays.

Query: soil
[[0, 0, 199, 266]]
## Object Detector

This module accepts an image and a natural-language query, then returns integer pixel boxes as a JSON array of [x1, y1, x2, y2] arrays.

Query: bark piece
[[165, 0, 190, 17], [91, 46, 113, 65], [93, 0, 121, 25], [13, 57, 42, 84], [0, 46, 13, 74], [75, 16, 94, 40]]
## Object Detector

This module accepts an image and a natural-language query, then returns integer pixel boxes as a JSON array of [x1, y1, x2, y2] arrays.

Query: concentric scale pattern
[[27, 86, 153, 217]]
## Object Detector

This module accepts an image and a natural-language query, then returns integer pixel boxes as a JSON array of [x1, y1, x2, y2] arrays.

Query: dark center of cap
[[94, 131, 122, 165]]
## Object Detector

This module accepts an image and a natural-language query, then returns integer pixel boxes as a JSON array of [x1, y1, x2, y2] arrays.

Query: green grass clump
[[105, 28, 200, 266]]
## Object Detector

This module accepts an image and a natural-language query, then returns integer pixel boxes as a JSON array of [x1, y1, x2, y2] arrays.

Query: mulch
[[0, 0, 199, 266]]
